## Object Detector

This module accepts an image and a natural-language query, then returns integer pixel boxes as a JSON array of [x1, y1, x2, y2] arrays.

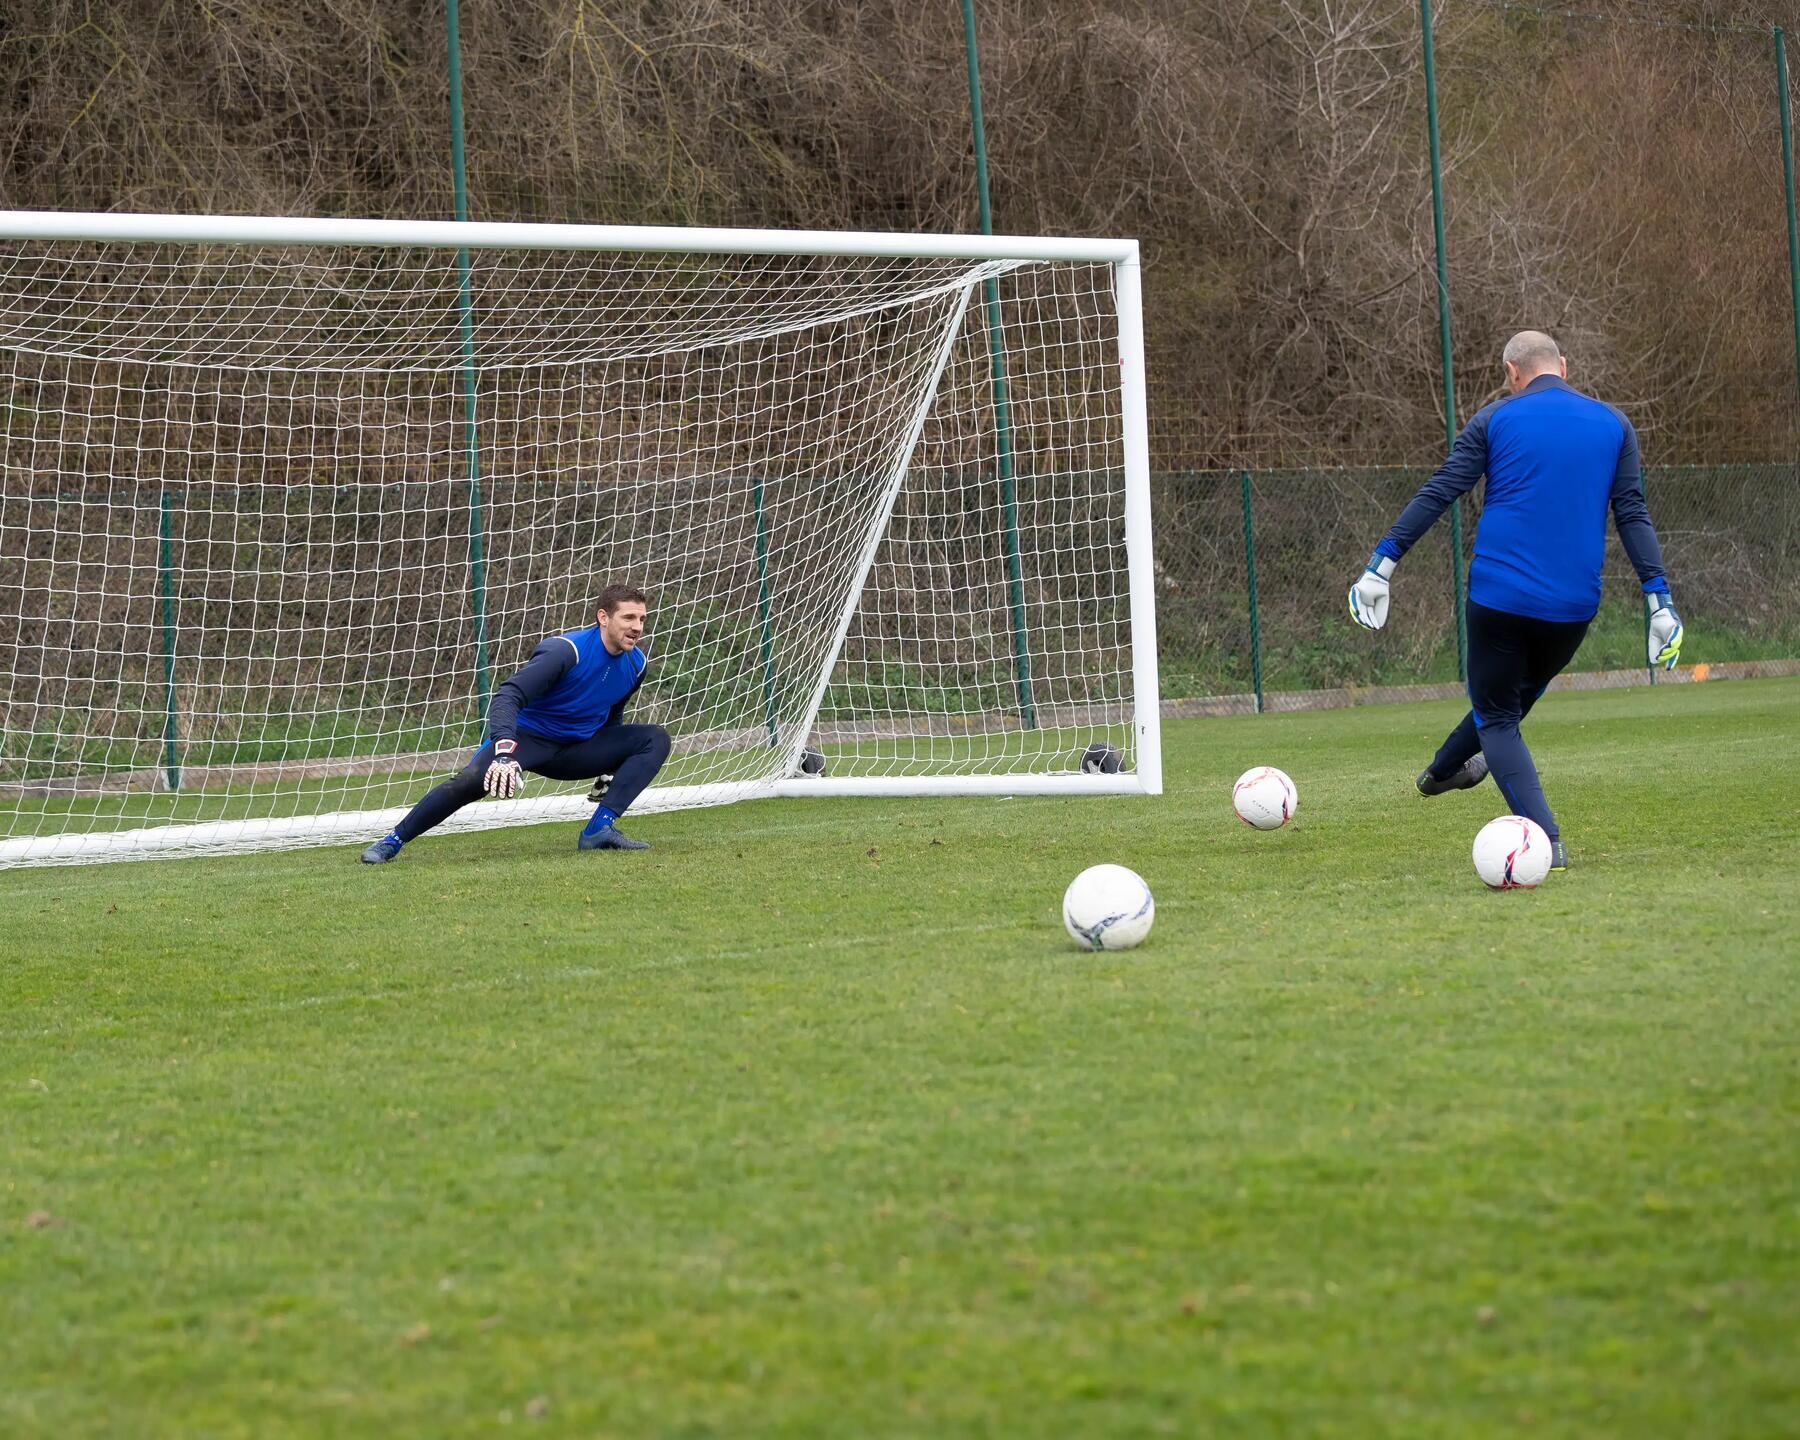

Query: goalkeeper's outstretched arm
[[1378, 406, 1492, 564], [1347, 404, 1492, 631], [487, 639, 578, 744], [1605, 413, 1683, 669], [481, 640, 578, 796], [1605, 413, 1668, 591]]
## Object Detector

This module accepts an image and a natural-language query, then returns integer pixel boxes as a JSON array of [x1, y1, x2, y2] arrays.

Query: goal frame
[[0, 210, 1160, 866]]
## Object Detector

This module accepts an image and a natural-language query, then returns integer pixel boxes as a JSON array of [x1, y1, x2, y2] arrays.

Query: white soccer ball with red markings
[[1232, 766, 1298, 830], [1062, 863, 1155, 951], [1472, 815, 1552, 890]]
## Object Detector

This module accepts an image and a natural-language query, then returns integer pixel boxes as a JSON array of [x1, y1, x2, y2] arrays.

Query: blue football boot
[[578, 825, 649, 852], [360, 832, 403, 864]]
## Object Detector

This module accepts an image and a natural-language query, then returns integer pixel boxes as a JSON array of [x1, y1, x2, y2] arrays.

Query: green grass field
[[4, 678, 1797, 1438]]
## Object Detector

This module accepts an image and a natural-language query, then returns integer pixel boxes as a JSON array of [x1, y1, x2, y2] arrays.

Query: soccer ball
[[1472, 815, 1552, 890], [1061, 863, 1155, 951], [1232, 766, 1298, 830], [1081, 741, 1123, 774]]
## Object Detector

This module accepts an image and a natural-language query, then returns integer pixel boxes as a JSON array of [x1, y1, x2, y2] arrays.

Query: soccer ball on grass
[[1061, 863, 1155, 951], [1472, 815, 1552, 890], [1232, 766, 1298, 830]]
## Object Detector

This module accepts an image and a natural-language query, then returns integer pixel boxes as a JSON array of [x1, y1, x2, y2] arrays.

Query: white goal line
[[0, 772, 1148, 868]]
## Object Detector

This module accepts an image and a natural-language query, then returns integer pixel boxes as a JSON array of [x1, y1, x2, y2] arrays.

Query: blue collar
[[1521, 373, 1569, 395]]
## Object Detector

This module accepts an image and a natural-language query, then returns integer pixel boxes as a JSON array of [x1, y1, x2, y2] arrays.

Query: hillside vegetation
[[5, 0, 1799, 466]]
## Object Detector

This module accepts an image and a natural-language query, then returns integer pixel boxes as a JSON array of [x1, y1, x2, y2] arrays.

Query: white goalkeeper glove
[[1647, 591, 1683, 671], [483, 737, 526, 798], [1348, 554, 1397, 632]]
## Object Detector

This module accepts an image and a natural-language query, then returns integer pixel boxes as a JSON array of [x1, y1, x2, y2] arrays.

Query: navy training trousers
[[394, 724, 672, 844], [1427, 599, 1589, 840]]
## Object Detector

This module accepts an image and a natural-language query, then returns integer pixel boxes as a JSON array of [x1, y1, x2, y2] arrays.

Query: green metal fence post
[[158, 489, 181, 792], [754, 476, 780, 747], [447, 0, 491, 708], [1240, 471, 1264, 714], [1776, 29, 1800, 427], [1420, 0, 1469, 684], [1641, 474, 1656, 685], [960, 0, 1035, 728]]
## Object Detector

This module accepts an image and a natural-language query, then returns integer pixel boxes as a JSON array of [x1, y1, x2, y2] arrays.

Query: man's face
[[598, 601, 647, 653]]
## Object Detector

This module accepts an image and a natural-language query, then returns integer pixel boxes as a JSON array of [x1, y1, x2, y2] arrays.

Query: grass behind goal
[[3, 679, 1796, 1438]]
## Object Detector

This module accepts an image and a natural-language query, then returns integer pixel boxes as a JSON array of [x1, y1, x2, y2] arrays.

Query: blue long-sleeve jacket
[[1377, 374, 1668, 622], [487, 625, 648, 744]]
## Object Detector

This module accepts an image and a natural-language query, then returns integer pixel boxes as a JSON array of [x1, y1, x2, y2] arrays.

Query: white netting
[[0, 229, 1148, 867]]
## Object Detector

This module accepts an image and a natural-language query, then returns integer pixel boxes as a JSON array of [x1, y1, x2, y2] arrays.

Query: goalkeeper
[[1347, 331, 1682, 871], [360, 583, 670, 863]]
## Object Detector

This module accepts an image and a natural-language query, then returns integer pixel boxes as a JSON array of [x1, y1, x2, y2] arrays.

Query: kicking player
[[360, 583, 670, 863], [1347, 330, 1683, 870]]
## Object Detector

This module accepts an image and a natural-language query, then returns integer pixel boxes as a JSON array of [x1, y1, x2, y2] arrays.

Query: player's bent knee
[[645, 724, 672, 763]]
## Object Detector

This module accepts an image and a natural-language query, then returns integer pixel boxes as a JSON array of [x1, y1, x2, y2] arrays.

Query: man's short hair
[[596, 582, 649, 614], [1503, 330, 1562, 372]]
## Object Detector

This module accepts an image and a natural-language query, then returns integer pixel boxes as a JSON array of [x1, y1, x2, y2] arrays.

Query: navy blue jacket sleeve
[[1376, 405, 1492, 562], [601, 667, 646, 730], [487, 639, 577, 743], [1606, 416, 1668, 593]]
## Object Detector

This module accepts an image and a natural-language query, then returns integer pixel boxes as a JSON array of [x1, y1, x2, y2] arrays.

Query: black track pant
[[394, 724, 672, 844], [1427, 599, 1589, 840]]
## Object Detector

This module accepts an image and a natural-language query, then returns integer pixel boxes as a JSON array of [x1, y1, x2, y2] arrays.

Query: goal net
[[0, 213, 1158, 867]]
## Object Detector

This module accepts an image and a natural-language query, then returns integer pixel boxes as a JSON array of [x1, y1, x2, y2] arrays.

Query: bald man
[[1346, 331, 1683, 871]]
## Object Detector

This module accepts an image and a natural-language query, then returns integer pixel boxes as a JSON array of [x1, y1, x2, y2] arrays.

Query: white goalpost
[[0, 211, 1159, 867]]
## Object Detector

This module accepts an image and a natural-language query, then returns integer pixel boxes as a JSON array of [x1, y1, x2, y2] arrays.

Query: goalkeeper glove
[[1348, 553, 1396, 631], [1647, 591, 1683, 671], [483, 738, 526, 798]]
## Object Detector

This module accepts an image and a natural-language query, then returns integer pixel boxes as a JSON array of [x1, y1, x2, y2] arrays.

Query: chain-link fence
[[1154, 463, 1800, 706]]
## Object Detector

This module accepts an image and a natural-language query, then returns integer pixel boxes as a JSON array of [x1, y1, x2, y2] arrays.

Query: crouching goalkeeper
[[360, 583, 670, 863]]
